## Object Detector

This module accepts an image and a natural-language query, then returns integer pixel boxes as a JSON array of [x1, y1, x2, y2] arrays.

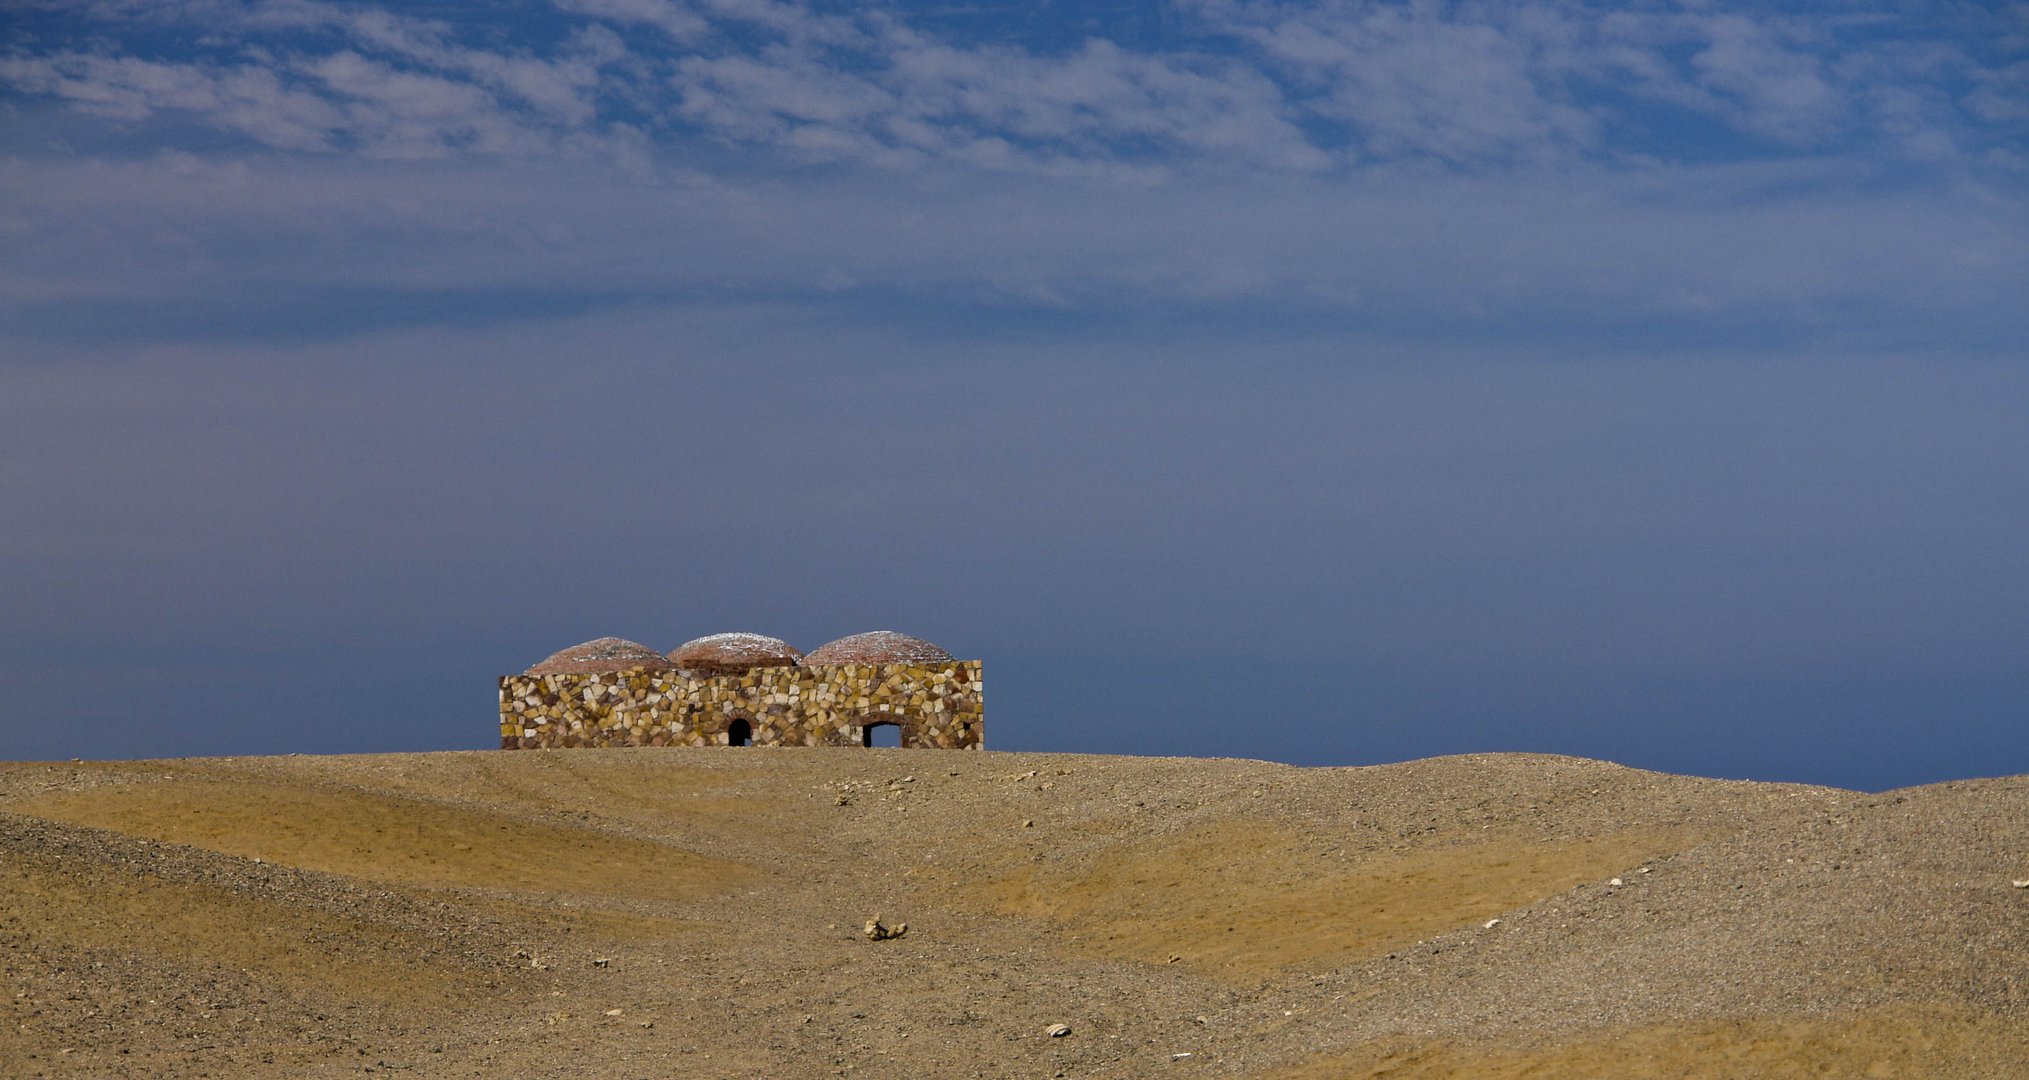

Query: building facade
[[498, 631, 982, 750]]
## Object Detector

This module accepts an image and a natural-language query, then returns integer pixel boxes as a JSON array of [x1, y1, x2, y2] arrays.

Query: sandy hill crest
[[2, 748, 2024, 1078]]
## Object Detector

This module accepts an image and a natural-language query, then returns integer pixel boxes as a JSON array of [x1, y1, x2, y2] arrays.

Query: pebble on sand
[[863, 915, 907, 941]]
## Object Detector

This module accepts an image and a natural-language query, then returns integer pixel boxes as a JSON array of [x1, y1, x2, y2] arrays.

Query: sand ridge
[[959, 818, 1715, 982], [1, 747, 2024, 1078]]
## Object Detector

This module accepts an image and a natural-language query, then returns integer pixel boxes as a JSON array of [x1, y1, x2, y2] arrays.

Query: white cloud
[[0, 1, 646, 157], [889, 35, 1330, 170], [0, 52, 348, 149], [1965, 59, 2029, 123], [669, 29, 1328, 173], [1675, 13, 1841, 143], [1204, 1, 2016, 166], [332, 8, 617, 125], [1233, 2, 1597, 163], [0, 0, 2021, 326], [553, 0, 709, 42], [3, 0, 2020, 175]]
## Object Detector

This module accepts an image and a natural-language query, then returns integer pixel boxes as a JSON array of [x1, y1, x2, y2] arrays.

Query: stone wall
[[498, 661, 983, 750]]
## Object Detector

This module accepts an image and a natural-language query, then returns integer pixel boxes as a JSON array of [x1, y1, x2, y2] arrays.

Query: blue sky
[[2, 0, 2025, 790]]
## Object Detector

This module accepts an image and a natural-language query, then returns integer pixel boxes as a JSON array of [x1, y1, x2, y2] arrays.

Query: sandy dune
[[2, 747, 2024, 1078]]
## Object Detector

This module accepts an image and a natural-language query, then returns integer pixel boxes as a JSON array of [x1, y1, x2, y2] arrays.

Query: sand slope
[[1, 748, 2024, 1078]]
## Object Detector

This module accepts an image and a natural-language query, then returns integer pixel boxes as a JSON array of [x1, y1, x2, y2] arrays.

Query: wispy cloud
[[5, 0, 2020, 171], [673, 30, 1328, 173], [0, 52, 347, 149], [553, 0, 709, 42], [1596, 9, 1842, 145], [1, 1, 2022, 342], [1223, 1, 1598, 163]]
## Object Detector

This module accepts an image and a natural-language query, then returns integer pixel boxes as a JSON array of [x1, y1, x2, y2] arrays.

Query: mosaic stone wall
[[498, 661, 983, 750]]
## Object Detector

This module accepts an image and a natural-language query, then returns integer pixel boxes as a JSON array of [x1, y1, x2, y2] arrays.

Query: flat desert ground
[[2, 747, 2025, 1078]]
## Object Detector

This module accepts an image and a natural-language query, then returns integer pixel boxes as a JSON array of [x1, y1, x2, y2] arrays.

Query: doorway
[[862, 720, 902, 748], [727, 718, 752, 746]]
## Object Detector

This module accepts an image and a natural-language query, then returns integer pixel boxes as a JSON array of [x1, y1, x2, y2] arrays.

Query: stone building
[[499, 630, 982, 750]]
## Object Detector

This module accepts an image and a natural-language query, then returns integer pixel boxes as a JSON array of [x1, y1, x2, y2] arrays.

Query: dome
[[804, 630, 956, 665], [525, 637, 676, 676], [669, 632, 803, 672]]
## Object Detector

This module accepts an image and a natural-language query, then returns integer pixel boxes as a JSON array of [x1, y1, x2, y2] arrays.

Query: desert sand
[[2, 747, 2024, 1078]]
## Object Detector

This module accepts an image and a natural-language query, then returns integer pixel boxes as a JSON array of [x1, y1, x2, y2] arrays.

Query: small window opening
[[727, 719, 751, 746], [863, 721, 902, 748]]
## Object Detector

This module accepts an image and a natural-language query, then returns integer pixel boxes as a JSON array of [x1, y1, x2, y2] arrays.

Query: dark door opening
[[727, 719, 751, 746], [863, 721, 902, 748]]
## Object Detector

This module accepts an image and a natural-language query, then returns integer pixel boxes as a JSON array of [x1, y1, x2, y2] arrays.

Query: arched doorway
[[727, 718, 752, 746], [862, 720, 902, 748]]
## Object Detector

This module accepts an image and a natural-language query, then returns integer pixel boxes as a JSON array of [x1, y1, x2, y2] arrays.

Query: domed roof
[[525, 637, 676, 676], [669, 632, 803, 672], [804, 630, 956, 665]]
